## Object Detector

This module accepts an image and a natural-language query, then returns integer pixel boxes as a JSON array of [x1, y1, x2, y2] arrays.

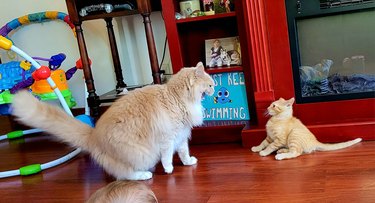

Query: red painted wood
[[160, 0, 183, 73], [253, 91, 275, 126], [262, 0, 375, 123], [295, 99, 375, 125], [177, 16, 238, 68], [241, 0, 276, 126], [162, 0, 374, 147], [205, 65, 243, 74], [240, 0, 375, 147], [262, 0, 294, 100], [162, 0, 245, 74], [247, 0, 273, 93], [234, 0, 259, 125], [176, 12, 236, 23]]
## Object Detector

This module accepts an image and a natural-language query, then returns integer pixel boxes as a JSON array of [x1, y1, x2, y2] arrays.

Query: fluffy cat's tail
[[317, 138, 362, 151], [11, 91, 93, 150]]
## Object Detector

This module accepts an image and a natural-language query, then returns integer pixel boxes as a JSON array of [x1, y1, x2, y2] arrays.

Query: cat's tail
[[11, 91, 93, 150], [316, 138, 362, 151]]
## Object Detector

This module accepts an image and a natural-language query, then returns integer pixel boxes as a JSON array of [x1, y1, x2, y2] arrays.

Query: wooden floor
[[1, 133, 375, 202]]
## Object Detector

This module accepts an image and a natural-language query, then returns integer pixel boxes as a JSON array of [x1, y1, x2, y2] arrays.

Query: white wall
[[116, 12, 171, 86], [0, 1, 170, 108]]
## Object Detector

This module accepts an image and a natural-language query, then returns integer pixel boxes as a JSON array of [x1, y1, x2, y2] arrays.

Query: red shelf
[[176, 12, 236, 24], [205, 65, 243, 74]]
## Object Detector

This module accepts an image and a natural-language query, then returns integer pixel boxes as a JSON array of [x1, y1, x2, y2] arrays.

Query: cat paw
[[251, 146, 262, 152], [277, 149, 288, 154], [164, 165, 174, 174], [259, 150, 270, 156], [275, 154, 285, 160], [182, 156, 198, 165], [127, 171, 153, 180]]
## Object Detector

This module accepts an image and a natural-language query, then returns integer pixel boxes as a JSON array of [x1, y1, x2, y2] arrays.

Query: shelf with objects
[[176, 11, 236, 23], [161, 0, 256, 142], [65, 0, 162, 117]]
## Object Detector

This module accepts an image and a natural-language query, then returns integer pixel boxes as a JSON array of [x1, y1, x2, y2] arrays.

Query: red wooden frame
[[161, 1, 241, 72], [160, 0, 374, 146], [161, 0, 184, 71], [241, 0, 375, 147]]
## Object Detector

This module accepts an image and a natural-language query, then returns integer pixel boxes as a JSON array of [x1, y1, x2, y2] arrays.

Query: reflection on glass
[[297, 10, 375, 97]]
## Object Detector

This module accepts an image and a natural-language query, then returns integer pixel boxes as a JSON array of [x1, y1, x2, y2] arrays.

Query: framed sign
[[202, 71, 250, 120]]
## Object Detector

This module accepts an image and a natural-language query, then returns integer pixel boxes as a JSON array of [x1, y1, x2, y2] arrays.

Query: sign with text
[[202, 72, 250, 120]]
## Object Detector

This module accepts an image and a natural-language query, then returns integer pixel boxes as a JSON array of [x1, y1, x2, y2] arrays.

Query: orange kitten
[[251, 97, 362, 160], [11, 62, 215, 180], [87, 181, 157, 203]]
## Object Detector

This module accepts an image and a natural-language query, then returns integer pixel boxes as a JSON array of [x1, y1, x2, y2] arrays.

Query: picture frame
[[205, 36, 241, 68], [202, 0, 215, 15], [202, 72, 250, 121], [213, 0, 234, 14]]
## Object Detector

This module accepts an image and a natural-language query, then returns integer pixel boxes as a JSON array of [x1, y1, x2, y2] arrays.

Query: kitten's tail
[[11, 91, 93, 150], [316, 138, 362, 151]]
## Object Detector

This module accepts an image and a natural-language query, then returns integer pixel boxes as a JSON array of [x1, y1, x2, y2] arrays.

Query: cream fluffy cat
[[11, 62, 215, 180], [251, 97, 362, 160]]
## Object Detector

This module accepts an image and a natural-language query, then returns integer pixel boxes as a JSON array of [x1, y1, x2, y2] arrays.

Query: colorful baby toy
[[0, 11, 93, 178]]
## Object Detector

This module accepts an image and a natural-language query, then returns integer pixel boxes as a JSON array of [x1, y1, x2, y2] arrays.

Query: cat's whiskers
[[263, 110, 270, 117]]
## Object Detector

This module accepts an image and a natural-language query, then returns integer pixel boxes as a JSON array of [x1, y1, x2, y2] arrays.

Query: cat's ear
[[195, 62, 205, 75], [286, 97, 295, 107]]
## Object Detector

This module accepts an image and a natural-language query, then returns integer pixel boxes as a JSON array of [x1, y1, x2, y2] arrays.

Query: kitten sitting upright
[[11, 62, 215, 180], [251, 97, 362, 160]]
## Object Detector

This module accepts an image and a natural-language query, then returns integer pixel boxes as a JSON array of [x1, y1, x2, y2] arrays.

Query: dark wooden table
[[65, 0, 162, 117]]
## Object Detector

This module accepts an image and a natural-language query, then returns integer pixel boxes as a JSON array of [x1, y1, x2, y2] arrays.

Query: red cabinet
[[240, 0, 375, 147], [161, 0, 374, 146]]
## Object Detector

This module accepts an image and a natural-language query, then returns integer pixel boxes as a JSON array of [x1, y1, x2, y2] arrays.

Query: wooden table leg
[[105, 17, 127, 91], [138, 0, 162, 84], [75, 24, 101, 117], [141, 13, 162, 84]]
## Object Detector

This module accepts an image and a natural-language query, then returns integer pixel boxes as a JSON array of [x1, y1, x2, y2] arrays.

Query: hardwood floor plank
[[0, 134, 374, 202]]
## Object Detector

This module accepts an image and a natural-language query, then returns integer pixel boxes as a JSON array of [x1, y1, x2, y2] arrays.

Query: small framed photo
[[213, 0, 234, 13], [202, 0, 215, 15], [205, 36, 241, 68]]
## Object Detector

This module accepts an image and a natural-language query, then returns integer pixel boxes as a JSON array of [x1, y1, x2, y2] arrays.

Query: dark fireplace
[[286, 0, 375, 103]]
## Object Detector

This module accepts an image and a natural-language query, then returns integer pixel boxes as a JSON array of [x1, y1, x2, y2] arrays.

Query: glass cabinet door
[[297, 10, 375, 100], [286, 0, 375, 103]]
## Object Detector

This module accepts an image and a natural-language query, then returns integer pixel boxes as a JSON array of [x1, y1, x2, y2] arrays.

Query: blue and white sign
[[202, 72, 250, 120]]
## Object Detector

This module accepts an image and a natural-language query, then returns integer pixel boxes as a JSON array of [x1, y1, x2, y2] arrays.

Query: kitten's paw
[[164, 165, 174, 174], [277, 149, 288, 154], [275, 154, 285, 160], [251, 146, 262, 152], [259, 150, 270, 157], [182, 156, 198, 165]]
